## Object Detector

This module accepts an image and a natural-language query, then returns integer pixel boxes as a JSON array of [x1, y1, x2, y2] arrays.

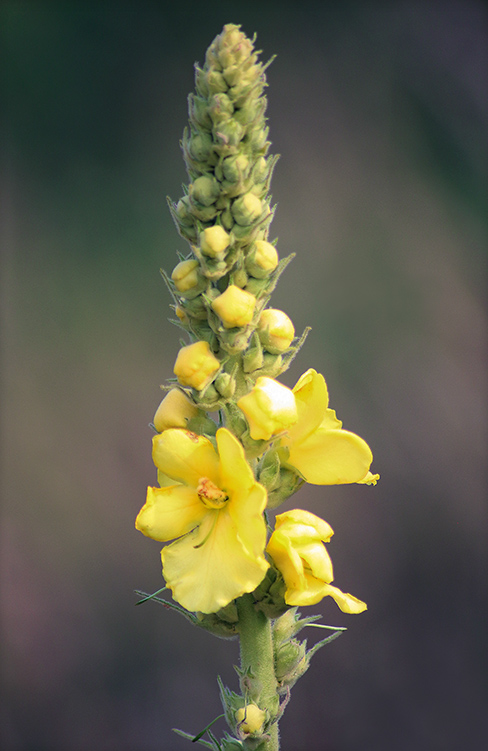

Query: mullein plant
[[135, 24, 379, 751]]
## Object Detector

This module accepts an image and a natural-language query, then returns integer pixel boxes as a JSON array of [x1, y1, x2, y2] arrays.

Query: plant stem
[[236, 593, 280, 750]]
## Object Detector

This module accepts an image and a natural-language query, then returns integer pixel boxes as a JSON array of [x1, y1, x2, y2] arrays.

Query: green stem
[[236, 594, 280, 751]]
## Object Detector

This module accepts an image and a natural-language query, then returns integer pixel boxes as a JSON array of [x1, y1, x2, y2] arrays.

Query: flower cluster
[[135, 23, 379, 748], [137, 20, 378, 617]]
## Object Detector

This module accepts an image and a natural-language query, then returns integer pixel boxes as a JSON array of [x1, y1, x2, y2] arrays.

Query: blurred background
[[1, 1, 486, 749]]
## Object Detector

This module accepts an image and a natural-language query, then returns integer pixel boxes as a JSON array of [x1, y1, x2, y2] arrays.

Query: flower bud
[[211, 285, 256, 329], [173, 340, 220, 390], [214, 372, 236, 399], [221, 207, 234, 230], [258, 309, 295, 354], [245, 240, 279, 278], [153, 389, 199, 432], [171, 259, 204, 298], [204, 68, 228, 94], [231, 193, 262, 226], [222, 153, 250, 183], [200, 225, 230, 257], [174, 305, 189, 325], [235, 704, 266, 735], [237, 377, 298, 441], [214, 117, 245, 148], [182, 295, 207, 319], [209, 92, 234, 120], [174, 196, 194, 226], [189, 94, 212, 130], [274, 638, 307, 684], [251, 156, 268, 183], [188, 132, 214, 162], [190, 175, 220, 207]]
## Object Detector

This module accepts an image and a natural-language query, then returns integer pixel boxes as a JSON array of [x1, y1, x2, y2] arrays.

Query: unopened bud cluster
[[163, 24, 304, 414]]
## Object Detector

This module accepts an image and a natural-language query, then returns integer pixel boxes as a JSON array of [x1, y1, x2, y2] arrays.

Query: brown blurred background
[[1, 1, 487, 749]]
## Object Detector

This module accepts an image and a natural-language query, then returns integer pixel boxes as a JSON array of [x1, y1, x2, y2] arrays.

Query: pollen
[[197, 477, 229, 508]]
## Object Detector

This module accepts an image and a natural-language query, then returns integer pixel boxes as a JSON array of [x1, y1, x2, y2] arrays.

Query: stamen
[[197, 476, 229, 509]]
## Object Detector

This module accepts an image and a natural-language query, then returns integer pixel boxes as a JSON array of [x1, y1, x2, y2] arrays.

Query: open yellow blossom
[[153, 388, 199, 432], [135, 428, 269, 613], [267, 509, 367, 612], [281, 369, 378, 485], [237, 376, 298, 441], [173, 340, 220, 390], [211, 284, 256, 328]]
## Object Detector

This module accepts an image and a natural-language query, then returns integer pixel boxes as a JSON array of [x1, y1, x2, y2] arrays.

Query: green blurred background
[[1, 1, 486, 749]]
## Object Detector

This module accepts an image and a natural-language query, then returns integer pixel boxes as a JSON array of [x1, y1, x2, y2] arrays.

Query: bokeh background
[[1, 1, 487, 750]]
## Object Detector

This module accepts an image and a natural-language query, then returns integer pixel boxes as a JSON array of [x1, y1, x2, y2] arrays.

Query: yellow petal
[[275, 509, 334, 542], [283, 572, 331, 606], [286, 426, 373, 485], [358, 471, 380, 485], [229, 483, 268, 561], [153, 388, 199, 432], [298, 542, 334, 583], [266, 529, 306, 592], [162, 509, 269, 613], [215, 428, 254, 493], [237, 377, 297, 441], [152, 429, 220, 487], [135, 485, 207, 542], [319, 583, 367, 614], [288, 369, 329, 443]]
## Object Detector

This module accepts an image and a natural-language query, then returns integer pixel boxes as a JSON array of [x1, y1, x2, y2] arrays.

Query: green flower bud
[[174, 196, 194, 227], [274, 638, 308, 685], [232, 266, 248, 288], [188, 131, 214, 162], [260, 352, 284, 377], [189, 93, 212, 130], [214, 117, 245, 148], [222, 153, 251, 183], [221, 207, 234, 230], [231, 193, 263, 226], [204, 68, 228, 94], [209, 92, 234, 121], [215, 372, 236, 399], [182, 294, 208, 319], [219, 327, 254, 355], [190, 175, 220, 207], [251, 156, 269, 184]]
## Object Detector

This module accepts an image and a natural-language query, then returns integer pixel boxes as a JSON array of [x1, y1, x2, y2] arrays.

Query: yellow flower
[[153, 389, 199, 432], [267, 509, 367, 612], [235, 704, 266, 735], [237, 376, 298, 441], [211, 285, 256, 328], [173, 340, 220, 390], [281, 369, 378, 485], [135, 428, 269, 613], [257, 308, 295, 353]]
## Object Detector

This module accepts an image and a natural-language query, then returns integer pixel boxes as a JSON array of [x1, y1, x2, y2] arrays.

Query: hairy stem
[[237, 593, 280, 750]]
